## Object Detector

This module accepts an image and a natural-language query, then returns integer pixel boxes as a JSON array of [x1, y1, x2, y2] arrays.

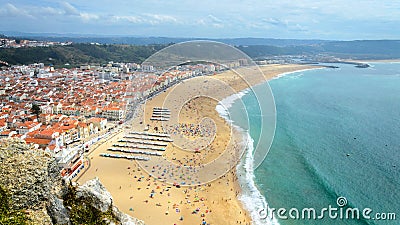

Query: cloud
[[207, 15, 223, 24], [143, 14, 179, 25], [260, 17, 307, 32], [35, 2, 100, 22], [0, 0, 399, 39], [0, 2, 100, 22], [4, 3, 20, 15], [59, 2, 99, 22], [80, 13, 100, 21], [0, 3, 33, 18], [112, 15, 143, 23], [61, 2, 79, 16], [290, 24, 308, 32], [263, 18, 288, 27], [112, 14, 179, 25], [197, 15, 224, 28], [39, 6, 63, 16]]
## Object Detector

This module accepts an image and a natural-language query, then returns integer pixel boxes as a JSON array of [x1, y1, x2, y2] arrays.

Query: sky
[[0, 0, 399, 40]]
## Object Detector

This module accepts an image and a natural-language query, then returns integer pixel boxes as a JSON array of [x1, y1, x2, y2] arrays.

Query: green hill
[[0, 43, 166, 67], [237, 40, 400, 59], [1, 39, 399, 67]]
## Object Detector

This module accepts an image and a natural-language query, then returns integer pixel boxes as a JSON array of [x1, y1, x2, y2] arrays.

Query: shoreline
[[218, 66, 326, 225], [268, 66, 326, 80], [77, 64, 324, 225]]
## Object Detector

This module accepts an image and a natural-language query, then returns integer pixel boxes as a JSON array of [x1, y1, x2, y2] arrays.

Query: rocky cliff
[[0, 138, 144, 225]]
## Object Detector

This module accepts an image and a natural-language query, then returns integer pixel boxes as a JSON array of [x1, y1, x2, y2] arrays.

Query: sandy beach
[[77, 64, 322, 225]]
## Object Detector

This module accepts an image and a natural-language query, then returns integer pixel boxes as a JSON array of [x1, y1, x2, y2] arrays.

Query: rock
[[76, 177, 113, 213], [47, 195, 70, 225], [0, 139, 62, 210], [112, 206, 146, 225], [25, 203, 53, 225], [76, 178, 145, 225], [0, 139, 145, 225], [0, 139, 63, 224]]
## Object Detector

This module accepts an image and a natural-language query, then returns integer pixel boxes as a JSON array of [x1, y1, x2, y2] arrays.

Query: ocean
[[227, 63, 400, 225]]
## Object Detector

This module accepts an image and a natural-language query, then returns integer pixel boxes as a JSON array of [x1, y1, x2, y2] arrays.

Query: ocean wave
[[216, 90, 279, 225], [271, 67, 325, 81], [270, 72, 292, 80], [287, 73, 304, 79], [236, 132, 280, 225], [215, 89, 249, 122]]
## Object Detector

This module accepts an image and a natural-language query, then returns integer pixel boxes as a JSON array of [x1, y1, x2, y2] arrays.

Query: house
[[77, 122, 92, 140], [87, 117, 107, 132], [24, 137, 52, 149], [56, 146, 85, 181], [101, 107, 124, 121], [46, 143, 61, 154], [57, 121, 79, 145], [0, 130, 16, 139], [0, 119, 7, 132], [39, 113, 53, 124], [15, 121, 41, 135]]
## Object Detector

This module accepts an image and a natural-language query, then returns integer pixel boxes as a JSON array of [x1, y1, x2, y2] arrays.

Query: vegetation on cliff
[[0, 185, 30, 225], [0, 139, 144, 225], [63, 183, 118, 225]]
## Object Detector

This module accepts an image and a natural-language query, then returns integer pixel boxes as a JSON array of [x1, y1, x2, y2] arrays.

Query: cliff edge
[[0, 138, 144, 225]]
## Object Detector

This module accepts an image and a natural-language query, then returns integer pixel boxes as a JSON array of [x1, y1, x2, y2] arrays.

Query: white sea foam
[[216, 89, 279, 225], [215, 89, 249, 122], [236, 132, 280, 225], [271, 67, 325, 80], [215, 67, 324, 224]]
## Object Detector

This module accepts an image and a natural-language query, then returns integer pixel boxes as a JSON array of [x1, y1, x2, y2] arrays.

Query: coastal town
[[1, 0, 399, 224], [0, 48, 319, 224], [0, 36, 72, 48], [0, 60, 235, 181]]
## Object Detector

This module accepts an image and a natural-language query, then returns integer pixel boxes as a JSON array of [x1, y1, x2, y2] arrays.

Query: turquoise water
[[231, 63, 400, 225]]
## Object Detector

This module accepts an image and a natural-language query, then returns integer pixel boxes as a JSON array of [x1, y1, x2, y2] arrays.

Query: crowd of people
[[166, 123, 215, 138]]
